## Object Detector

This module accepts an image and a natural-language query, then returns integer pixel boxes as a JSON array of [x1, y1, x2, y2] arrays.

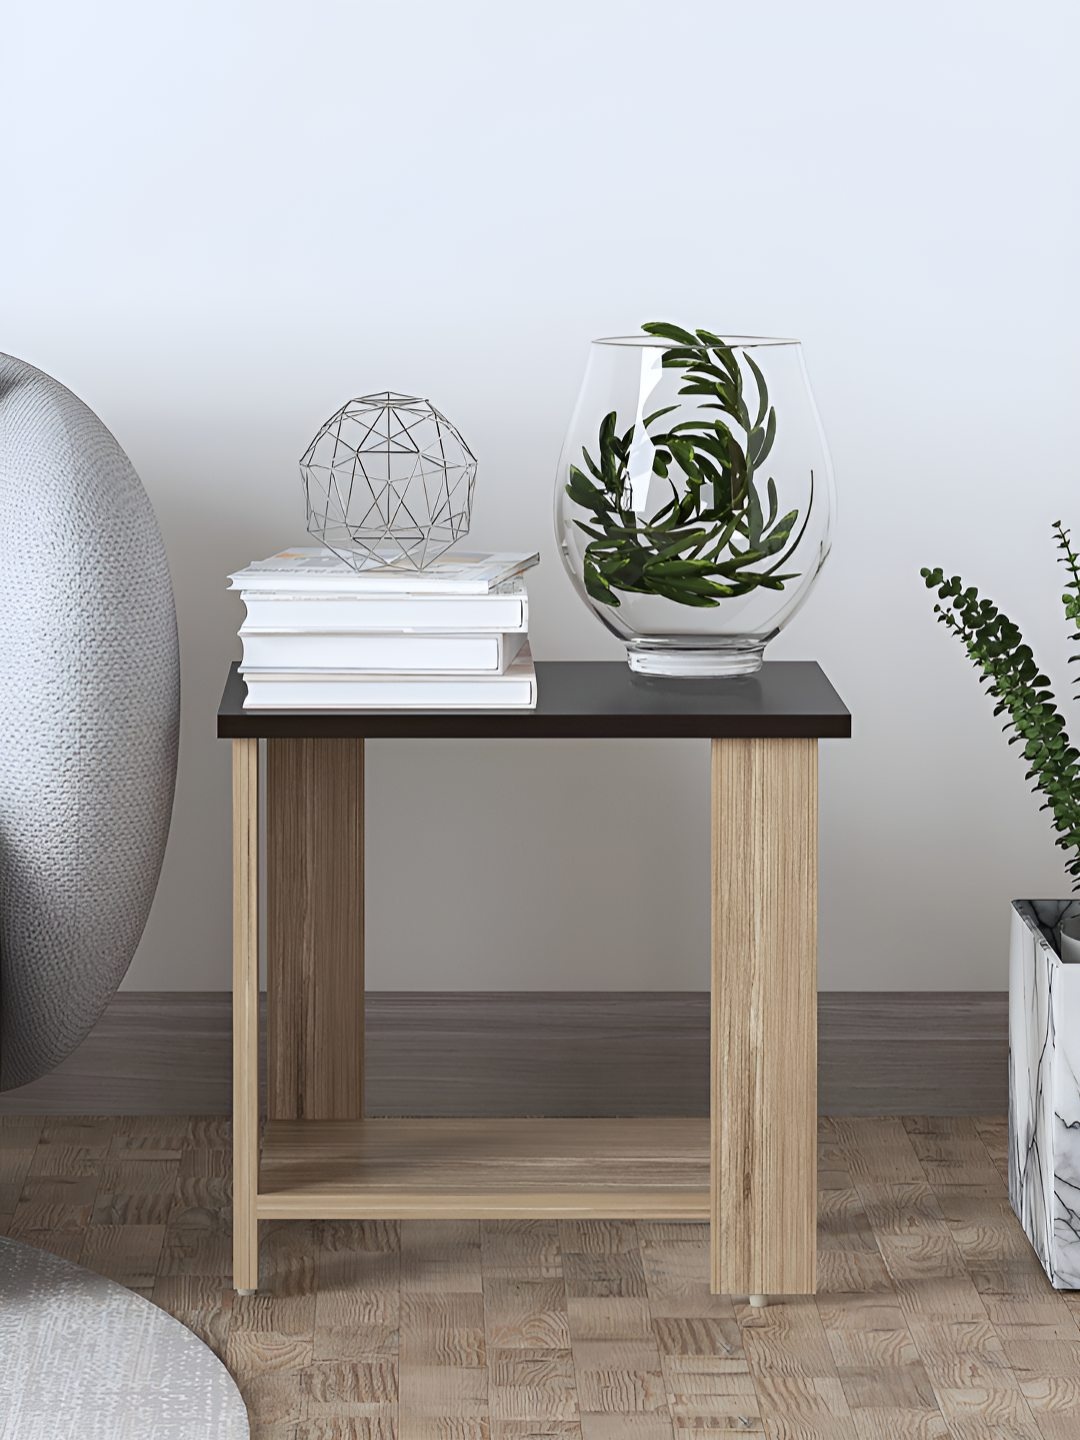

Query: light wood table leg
[[710, 736, 818, 1297], [232, 737, 260, 1293], [266, 738, 365, 1121]]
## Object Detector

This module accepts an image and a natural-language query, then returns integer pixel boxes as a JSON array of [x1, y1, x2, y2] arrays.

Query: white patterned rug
[[0, 1237, 248, 1439]]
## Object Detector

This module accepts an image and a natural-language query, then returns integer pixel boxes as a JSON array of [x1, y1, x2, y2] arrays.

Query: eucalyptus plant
[[922, 521, 1080, 884], [565, 321, 814, 608]]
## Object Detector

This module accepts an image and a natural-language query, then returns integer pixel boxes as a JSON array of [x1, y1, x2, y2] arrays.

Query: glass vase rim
[[592, 333, 800, 351]]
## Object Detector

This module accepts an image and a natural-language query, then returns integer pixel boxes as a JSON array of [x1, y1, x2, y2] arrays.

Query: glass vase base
[[626, 643, 765, 678]]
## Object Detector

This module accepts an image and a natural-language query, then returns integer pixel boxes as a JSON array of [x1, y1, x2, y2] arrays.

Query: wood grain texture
[[259, 1119, 709, 1221], [233, 736, 260, 1292], [266, 738, 364, 1122], [712, 736, 818, 1297], [7, 1113, 1070, 1439], [0, 991, 1011, 1118]]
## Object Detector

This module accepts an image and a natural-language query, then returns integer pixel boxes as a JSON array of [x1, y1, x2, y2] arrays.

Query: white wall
[[3, 0, 1077, 991]]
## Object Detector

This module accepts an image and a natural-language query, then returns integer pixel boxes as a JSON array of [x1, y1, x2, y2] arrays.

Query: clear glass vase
[[554, 329, 835, 676]]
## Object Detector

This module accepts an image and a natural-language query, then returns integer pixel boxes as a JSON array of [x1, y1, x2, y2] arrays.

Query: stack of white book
[[228, 547, 540, 709]]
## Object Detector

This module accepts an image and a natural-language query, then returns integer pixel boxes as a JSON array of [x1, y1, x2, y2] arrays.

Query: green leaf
[[758, 509, 799, 554], [583, 560, 619, 607], [566, 468, 612, 516], [598, 411, 618, 488], [573, 518, 608, 541], [762, 470, 815, 576], [746, 482, 764, 547], [766, 477, 778, 530], [743, 350, 769, 429], [667, 437, 702, 481], [646, 584, 722, 607], [649, 528, 717, 562], [581, 446, 604, 483], [642, 320, 701, 347], [750, 408, 776, 470], [659, 348, 712, 369], [677, 380, 734, 403]]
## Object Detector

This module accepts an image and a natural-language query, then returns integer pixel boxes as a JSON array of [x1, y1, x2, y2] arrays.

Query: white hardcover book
[[242, 644, 537, 709], [239, 629, 526, 675], [238, 579, 528, 632], [229, 547, 539, 595]]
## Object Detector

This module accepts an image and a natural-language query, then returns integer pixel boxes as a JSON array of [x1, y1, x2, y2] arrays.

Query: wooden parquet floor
[[3, 1114, 1079, 1439]]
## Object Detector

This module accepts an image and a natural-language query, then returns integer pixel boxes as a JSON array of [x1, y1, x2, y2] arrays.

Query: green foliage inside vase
[[566, 321, 814, 608], [922, 522, 1080, 883]]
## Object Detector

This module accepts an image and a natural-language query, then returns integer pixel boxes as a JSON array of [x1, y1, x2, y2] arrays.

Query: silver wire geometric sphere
[[300, 391, 477, 571]]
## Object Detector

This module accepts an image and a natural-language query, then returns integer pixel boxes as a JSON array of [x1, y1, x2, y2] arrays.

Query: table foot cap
[[749, 1294, 769, 1308]]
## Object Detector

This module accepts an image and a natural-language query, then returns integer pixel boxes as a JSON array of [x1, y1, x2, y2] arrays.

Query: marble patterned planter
[[1010, 898, 1080, 1288]]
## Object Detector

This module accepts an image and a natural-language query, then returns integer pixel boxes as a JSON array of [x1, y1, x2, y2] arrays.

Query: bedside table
[[217, 660, 851, 1299]]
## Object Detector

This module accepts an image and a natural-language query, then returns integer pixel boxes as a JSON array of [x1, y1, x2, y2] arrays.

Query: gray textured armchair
[[0, 354, 180, 1089]]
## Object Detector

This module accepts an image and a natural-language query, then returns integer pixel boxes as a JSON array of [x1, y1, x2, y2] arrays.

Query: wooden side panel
[[266, 737, 364, 1121], [711, 736, 818, 1295], [232, 736, 260, 1292]]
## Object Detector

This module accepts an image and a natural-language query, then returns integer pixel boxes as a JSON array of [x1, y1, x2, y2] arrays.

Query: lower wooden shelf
[[257, 1116, 710, 1220]]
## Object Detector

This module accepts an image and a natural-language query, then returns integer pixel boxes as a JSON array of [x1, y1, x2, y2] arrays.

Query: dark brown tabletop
[[217, 660, 850, 740]]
